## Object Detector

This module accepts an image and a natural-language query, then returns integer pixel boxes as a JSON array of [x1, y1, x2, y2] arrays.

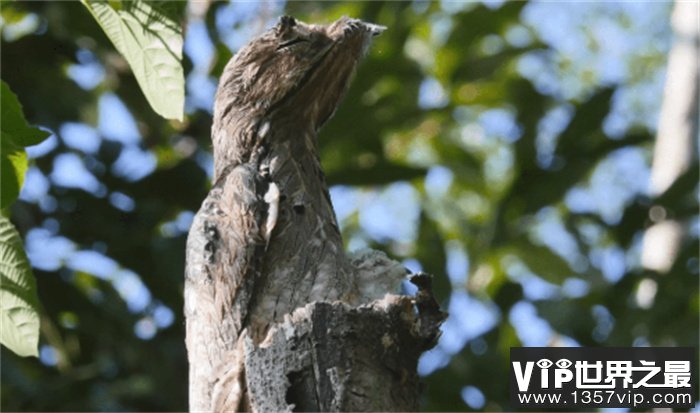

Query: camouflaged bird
[[184, 16, 407, 412]]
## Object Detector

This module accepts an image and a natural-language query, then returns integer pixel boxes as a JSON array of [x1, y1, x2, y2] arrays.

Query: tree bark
[[184, 16, 445, 412], [243, 275, 444, 412]]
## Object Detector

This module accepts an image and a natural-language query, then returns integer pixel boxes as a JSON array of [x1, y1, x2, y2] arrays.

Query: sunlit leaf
[[0, 143, 27, 211], [0, 215, 40, 357], [1, 6, 30, 25], [82, 0, 184, 120], [0, 81, 51, 209]]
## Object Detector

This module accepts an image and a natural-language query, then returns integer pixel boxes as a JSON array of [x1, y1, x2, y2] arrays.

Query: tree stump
[[243, 275, 445, 412]]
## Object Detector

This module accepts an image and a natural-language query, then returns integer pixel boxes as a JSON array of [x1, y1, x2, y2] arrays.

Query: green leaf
[[82, 0, 184, 121], [1, 83, 51, 147], [509, 78, 548, 170], [415, 212, 450, 304], [555, 88, 615, 157], [450, 45, 542, 84], [656, 161, 699, 211], [326, 162, 427, 186], [0, 144, 27, 210], [511, 239, 573, 285], [534, 298, 596, 345], [0, 215, 40, 357], [0, 81, 51, 209]]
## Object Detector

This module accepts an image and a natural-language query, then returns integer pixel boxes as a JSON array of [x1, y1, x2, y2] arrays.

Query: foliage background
[[1, 1, 697, 411]]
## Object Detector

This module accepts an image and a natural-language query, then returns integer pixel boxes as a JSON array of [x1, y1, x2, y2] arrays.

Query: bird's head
[[214, 15, 385, 130]]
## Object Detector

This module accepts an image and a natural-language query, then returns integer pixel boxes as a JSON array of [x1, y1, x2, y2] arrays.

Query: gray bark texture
[[244, 275, 444, 412], [184, 15, 445, 412]]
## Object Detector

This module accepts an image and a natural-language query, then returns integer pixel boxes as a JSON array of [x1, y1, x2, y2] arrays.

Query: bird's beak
[[327, 16, 387, 40], [364, 22, 387, 37]]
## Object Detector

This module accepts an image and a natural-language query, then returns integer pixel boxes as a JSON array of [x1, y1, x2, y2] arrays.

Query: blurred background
[[2, 1, 698, 411]]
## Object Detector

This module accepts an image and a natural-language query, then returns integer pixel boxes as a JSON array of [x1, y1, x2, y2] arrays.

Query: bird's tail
[[210, 337, 247, 412]]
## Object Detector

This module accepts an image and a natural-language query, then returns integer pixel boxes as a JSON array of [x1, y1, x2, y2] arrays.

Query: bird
[[184, 15, 406, 412]]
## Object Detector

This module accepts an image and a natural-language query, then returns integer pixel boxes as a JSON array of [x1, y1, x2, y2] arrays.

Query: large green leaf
[[0, 215, 40, 357], [82, 0, 184, 121], [0, 80, 51, 209]]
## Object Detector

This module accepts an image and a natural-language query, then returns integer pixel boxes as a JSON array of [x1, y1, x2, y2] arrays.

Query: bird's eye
[[276, 37, 308, 50]]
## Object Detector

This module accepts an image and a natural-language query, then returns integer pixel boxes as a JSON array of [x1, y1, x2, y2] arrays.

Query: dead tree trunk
[[244, 276, 444, 412], [184, 16, 445, 412]]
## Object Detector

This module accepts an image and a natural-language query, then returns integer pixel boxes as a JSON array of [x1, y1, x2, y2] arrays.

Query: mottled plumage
[[185, 16, 391, 412]]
